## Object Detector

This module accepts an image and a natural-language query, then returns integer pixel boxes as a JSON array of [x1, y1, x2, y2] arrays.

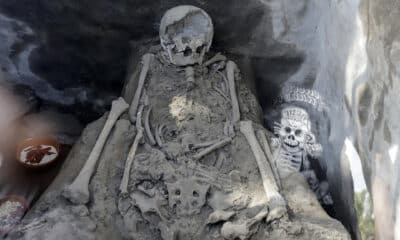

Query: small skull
[[275, 107, 313, 153], [167, 177, 209, 217], [160, 5, 214, 66]]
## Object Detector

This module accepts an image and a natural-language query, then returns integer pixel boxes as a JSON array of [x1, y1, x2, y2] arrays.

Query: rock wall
[[1, 0, 391, 239], [353, 0, 400, 239]]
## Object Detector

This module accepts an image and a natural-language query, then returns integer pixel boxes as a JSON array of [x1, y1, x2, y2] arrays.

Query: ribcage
[[277, 150, 303, 177]]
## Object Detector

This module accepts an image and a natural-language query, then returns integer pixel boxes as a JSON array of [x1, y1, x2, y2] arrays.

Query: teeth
[[284, 139, 298, 147]]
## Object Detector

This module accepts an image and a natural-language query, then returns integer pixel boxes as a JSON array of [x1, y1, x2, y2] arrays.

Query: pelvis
[[167, 176, 210, 217]]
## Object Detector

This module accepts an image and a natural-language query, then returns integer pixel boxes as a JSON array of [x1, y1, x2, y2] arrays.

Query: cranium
[[275, 107, 314, 153], [160, 5, 214, 66]]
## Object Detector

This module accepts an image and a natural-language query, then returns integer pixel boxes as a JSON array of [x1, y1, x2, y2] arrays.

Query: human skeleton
[[61, 5, 335, 239]]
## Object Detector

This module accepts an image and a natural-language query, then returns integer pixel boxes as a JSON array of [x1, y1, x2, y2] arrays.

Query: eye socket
[[285, 127, 291, 133], [295, 129, 303, 136], [193, 191, 199, 197], [175, 189, 181, 195], [183, 47, 193, 56], [196, 45, 204, 54]]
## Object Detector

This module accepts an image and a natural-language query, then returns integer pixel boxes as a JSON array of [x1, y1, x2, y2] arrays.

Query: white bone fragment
[[155, 124, 164, 147], [129, 53, 153, 123], [220, 208, 269, 240], [63, 97, 129, 204], [215, 151, 226, 169], [190, 139, 219, 149], [144, 106, 156, 146], [203, 52, 227, 67], [206, 210, 236, 225], [240, 121, 286, 221], [217, 71, 229, 94], [226, 61, 240, 123], [256, 130, 282, 190], [193, 137, 232, 161], [213, 86, 230, 102], [224, 121, 235, 137], [120, 105, 145, 195], [185, 66, 196, 90]]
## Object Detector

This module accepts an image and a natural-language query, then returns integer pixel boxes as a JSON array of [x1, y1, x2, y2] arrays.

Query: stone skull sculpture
[[275, 107, 314, 154], [160, 5, 214, 66]]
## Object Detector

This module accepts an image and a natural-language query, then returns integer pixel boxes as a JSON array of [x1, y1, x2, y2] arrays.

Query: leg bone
[[256, 130, 281, 190], [119, 105, 144, 196], [227, 61, 240, 123], [129, 53, 153, 123], [239, 121, 286, 221], [63, 97, 129, 204]]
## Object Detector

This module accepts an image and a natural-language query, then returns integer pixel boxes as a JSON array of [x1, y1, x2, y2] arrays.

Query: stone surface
[[352, 1, 400, 239]]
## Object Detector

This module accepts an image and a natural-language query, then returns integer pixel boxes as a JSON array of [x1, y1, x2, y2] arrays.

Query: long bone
[[129, 53, 153, 123], [120, 105, 145, 196], [144, 105, 156, 146], [256, 130, 282, 190], [63, 97, 129, 204], [226, 61, 240, 123], [239, 121, 286, 221], [193, 137, 232, 161], [190, 139, 220, 150], [203, 52, 227, 67]]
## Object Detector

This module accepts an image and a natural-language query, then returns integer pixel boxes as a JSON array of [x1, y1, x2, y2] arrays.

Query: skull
[[160, 5, 214, 66], [276, 107, 313, 153], [167, 177, 209, 217]]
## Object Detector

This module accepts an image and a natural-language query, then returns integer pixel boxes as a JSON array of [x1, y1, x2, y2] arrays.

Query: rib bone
[[144, 106, 156, 145], [63, 97, 129, 204], [193, 137, 232, 161], [256, 130, 281, 190], [155, 124, 165, 147], [120, 105, 144, 195], [129, 53, 153, 122], [240, 121, 286, 221], [226, 61, 240, 123]]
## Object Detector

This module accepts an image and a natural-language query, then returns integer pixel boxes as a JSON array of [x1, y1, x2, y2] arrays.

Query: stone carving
[[272, 106, 332, 205], [276, 86, 326, 112]]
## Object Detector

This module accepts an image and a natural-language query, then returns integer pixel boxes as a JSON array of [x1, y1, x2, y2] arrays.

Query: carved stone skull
[[167, 177, 209, 217], [275, 107, 314, 153], [160, 5, 214, 66]]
